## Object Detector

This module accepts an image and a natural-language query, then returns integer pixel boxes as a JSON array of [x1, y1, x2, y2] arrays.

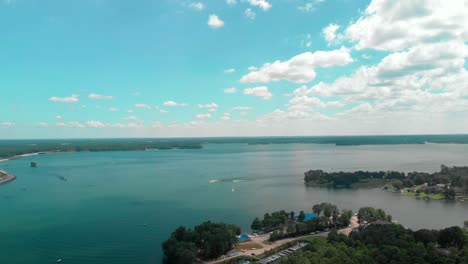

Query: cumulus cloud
[[298, 0, 325, 13], [0, 122, 15, 127], [232, 106, 252, 111], [323, 23, 342, 45], [240, 47, 353, 83], [345, 0, 468, 51], [86, 120, 106, 128], [198, 103, 218, 109], [244, 8, 256, 19], [88, 93, 113, 100], [163, 101, 188, 107], [196, 113, 212, 120], [56, 121, 85, 128], [247, 0, 271, 11], [208, 14, 224, 28], [244, 86, 273, 100], [36, 122, 48, 128], [123, 116, 140, 121], [134, 104, 152, 110], [224, 87, 237, 93], [49, 94, 79, 103], [187, 2, 204, 11]]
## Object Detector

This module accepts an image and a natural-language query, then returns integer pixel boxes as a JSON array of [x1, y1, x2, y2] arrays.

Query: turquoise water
[[1, 143, 468, 263]]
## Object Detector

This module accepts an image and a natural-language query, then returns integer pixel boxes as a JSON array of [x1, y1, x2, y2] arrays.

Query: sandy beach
[[0, 170, 16, 185]]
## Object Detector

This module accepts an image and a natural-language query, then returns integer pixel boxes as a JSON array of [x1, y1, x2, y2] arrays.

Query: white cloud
[[198, 103, 218, 109], [88, 93, 113, 100], [49, 94, 79, 103], [134, 104, 152, 110], [188, 2, 204, 11], [159, 109, 168, 113], [196, 113, 212, 120], [55, 115, 63, 120], [224, 87, 237, 93], [248, 66, 258, 71], [208, 14, 224, 28], [163, 101, 188, 107], [36, 122, 48, 128], [362, 54, 371, 60], [127, 109, 134, 113], [224, 68, 236, 74], [226, 0, 237, 5], [244, 86, 273, 100], [0, 122, 15, 127], [152, 122, 163, 128], [240, 47, 353, 83], [288, 95, 344, 110], [56, 121, 85, 128], [244, 8, 256, 20], [298, 0, 325, 13], [232, 106, 252, 111], [221, 112, 231, 120], [345, 0, 468, 51], [123, 116, 139, 121], [108, 107, 119, 112], [247, 0, 271, 11], [86, 120, 106, 128], [322, 23, 342, 45]]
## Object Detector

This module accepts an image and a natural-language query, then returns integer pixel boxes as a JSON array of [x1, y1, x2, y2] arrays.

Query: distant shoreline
[[0, 170, 16, 185], [0, 151, 51, 163]]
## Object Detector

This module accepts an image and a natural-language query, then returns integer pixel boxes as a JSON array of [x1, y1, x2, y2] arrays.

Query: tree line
[[280, 223, 468, 264], [251, 203, 355, 242], [161, 221, 241, 264]]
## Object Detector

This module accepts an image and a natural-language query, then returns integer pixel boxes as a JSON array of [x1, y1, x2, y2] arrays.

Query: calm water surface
[[1, 143, 468, 263]]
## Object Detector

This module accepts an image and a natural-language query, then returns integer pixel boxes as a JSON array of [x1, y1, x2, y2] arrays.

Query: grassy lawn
[[236, 242, 263, 250], [299, 236, 327, 244], [402, 191, 445, 200]]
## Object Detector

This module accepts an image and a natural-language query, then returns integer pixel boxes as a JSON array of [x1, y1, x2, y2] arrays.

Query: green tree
[[298, 210, 306, 222], [392, 180, 403, 190], [251, 217, 263, 231], [438, 226, 466, 248], [312, 204, 322, 216]]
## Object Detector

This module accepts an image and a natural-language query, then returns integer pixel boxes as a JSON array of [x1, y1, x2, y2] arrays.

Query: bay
[[1, 143, 468, 263]]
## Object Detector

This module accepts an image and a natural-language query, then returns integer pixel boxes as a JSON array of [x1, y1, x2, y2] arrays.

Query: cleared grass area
[[402, 191, 445, 200], [236, 242, 263, 250]]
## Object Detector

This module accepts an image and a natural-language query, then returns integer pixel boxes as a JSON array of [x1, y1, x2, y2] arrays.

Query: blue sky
[[1, 0, 468, 138]]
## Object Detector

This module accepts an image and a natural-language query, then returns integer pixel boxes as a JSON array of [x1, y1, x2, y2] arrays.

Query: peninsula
[[0, 170, 16, 185], [304, 165, 468, 201]]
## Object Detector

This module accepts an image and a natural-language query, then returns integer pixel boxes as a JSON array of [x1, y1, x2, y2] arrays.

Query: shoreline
[[0, 170, 16, 185], [0, 152, 45, 163]]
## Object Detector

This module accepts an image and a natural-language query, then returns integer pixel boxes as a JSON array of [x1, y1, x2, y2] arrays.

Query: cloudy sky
[[1, 0, 468, 138]]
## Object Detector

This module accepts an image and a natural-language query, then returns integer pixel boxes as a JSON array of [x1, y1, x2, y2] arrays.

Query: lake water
[[1, 143, 468, 263]]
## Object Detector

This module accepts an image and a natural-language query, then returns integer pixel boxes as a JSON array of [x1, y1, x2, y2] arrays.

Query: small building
[[304, 213, 317, 221], [238, 234, 251, 242]]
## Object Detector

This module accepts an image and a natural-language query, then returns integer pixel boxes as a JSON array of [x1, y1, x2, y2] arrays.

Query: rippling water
[[1, 143, 468, 263]]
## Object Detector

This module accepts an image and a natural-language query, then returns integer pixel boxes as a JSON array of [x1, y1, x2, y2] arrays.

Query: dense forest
[[304, 165, 468, 197], [161, 221, 241, 264], [304, 169, 405, 187], [3, 134, 468, 158], [0, 139, 202, 158], [280, 224, 468, 264], [251, 203, 354, 242]]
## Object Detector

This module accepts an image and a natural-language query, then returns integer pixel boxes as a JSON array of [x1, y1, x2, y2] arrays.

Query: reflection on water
[[1, 143, 468, 263]]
